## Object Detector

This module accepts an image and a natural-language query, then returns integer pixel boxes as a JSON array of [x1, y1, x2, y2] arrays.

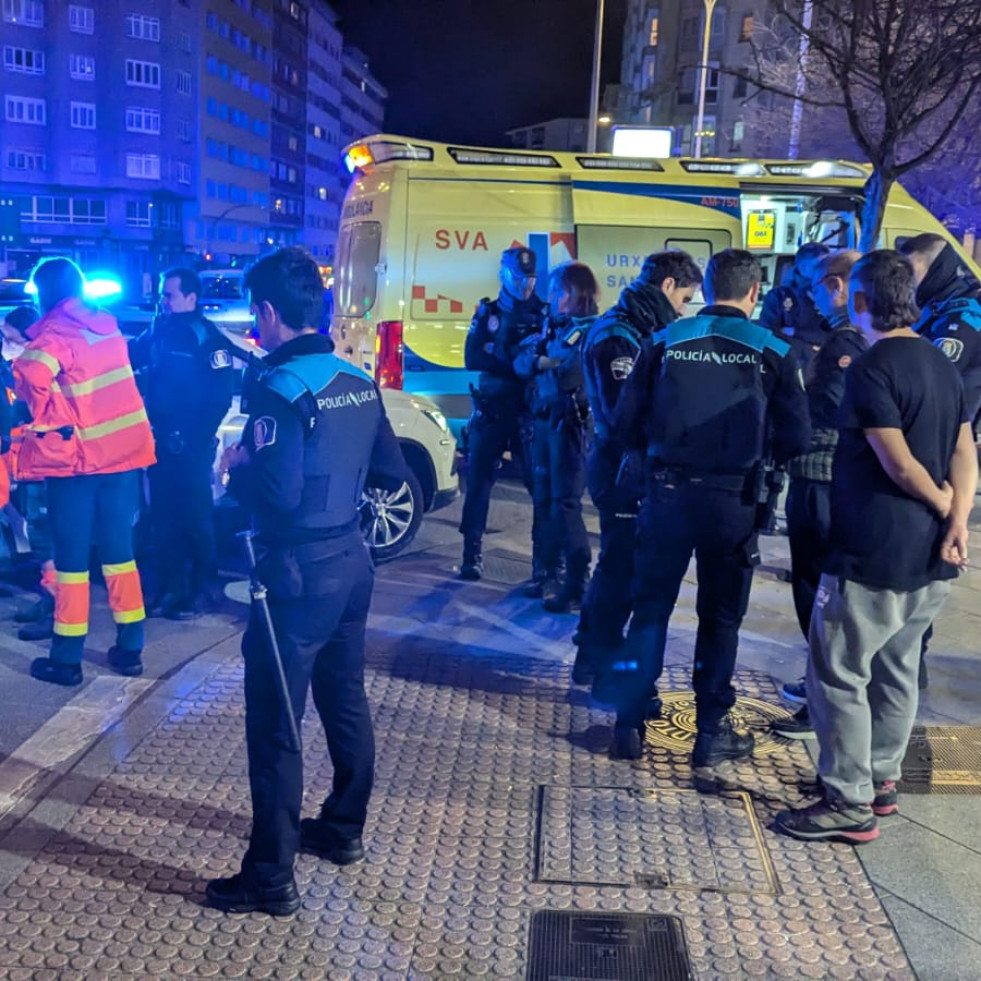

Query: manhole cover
[[526, 910, 693, 981], [536, 785, 778, 894], [900, 725, 981, 794], [645, 691, 793, 757]]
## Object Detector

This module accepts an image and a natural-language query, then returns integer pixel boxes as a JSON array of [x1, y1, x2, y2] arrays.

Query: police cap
[[501, 247, 536, 276]]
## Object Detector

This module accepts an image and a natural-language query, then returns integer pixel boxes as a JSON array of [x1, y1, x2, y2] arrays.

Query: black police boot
[[147, 592, 182, 618], [108, 646, 144, 678], [571, 644, 596, 686], [460, 536, 483, 581], [691, 716, 755, 769], [205, 869, 300, 916], [610, 723, 646, 761], [299, 818, 365, 866], [543, 555, 589, 615], [29, 657, 83, 687]]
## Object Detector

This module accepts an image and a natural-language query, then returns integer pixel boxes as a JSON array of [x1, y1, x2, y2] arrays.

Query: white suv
[[216, 353, 458, 562]]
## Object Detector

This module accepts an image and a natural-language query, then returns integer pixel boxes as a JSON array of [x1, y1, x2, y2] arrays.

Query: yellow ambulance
[[332, 134, 979, 437]]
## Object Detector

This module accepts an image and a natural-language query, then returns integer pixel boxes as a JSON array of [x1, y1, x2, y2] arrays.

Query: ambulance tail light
[[375, 320, 404, 390]]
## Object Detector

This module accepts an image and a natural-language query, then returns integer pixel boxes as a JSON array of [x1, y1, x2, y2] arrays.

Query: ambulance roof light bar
[[344, 139, 434, 173], [447, 147, 560, 167]]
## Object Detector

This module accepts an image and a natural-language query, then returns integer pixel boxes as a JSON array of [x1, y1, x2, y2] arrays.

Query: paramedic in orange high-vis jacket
[[14, 258, 156, 687]]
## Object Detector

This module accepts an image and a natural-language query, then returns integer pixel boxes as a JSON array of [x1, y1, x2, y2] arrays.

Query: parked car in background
[[215, 336, 458, 561], [198, 269, 253, 335]]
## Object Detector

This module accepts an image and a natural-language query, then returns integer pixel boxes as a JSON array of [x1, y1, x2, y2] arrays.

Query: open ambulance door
[[570, 178, 742, 309]]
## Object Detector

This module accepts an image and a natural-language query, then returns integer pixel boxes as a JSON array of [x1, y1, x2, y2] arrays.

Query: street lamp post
[[587, 0, 606, 153], [693, 0, 718, 159], [204, 203, 253, 260]]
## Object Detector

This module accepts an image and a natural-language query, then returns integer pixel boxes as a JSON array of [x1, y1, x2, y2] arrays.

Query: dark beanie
[[3, 305, 38, 338]]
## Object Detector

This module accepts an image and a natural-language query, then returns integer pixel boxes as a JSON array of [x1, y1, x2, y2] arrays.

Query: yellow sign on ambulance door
[[747, 211, 776, 250]]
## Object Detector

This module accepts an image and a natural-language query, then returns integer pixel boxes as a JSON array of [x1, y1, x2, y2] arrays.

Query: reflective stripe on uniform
[[102, 560, 137, 577], [103, 561, 145, 627], [76, 407, 149, 442], [61, 365, 135, 399], [112, 606, 146, 624], [18, 349, 61, 375], [55, 570, 90, 584], [54, 621, 89, 637]]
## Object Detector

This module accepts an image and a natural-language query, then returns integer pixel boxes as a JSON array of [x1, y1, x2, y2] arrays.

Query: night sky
[[330, 0, 627, 147]]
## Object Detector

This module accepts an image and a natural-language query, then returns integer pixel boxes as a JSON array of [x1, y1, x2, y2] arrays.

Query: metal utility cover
[[480, 548, 534, 585], [526, 909, 693, 981], [537, 785, 778, 894], [900, 725, 981, 794]]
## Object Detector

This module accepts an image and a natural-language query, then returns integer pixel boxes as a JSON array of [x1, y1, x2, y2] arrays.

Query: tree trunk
[[859, 167, 895, 252]]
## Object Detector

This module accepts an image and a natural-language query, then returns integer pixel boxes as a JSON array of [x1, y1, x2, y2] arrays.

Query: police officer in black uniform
[[206, 248, 407, 916], [459, 247, 546, 580], [576, 251, 703, 683], [758, 243, 831, 372], [611, 249, 810, 764], [900, 233, 981, 418], [129, 267, 234, 619]]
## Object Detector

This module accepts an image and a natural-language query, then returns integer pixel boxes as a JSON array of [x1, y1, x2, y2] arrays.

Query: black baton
[[240, 530, 301, 753]]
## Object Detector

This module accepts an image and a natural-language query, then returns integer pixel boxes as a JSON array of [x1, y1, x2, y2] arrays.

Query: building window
[[125, 59, 160, 88], [159, 202, 179, 230], [21, 196, 106, 225], [176, 70, 191, 95], [70, 153, 97, 174], [5, 148, 46, 171], [68, 5, 94, 33], [3, 46, 45, 74], [731, 120, 744, 151], [739, 15, 754, 42], [175, 161, 191, 184], [705, 63, 720, 105], [734, 75, 748, 98], [2, 0, 44, 27], [179, 31, 192, 53], [70, 101, 96, 129], [68, 53, 95, 80], [4, 95, 46, 124], [649, 14, 659, 46], [125, 106, 160, 134], [125, 13, 160, 41], [126, 200, 152, 227], [176, 118, 191, 142], [126, 153, 160, 179]]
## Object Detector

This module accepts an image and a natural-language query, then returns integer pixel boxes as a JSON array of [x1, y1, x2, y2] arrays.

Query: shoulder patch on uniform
[[936, 337, 965, 363], [837, 354, 853, 369], [487, 315, 500, 333], [610, 356, 635, 380], [210, 349, 232, 369], [253, 416, 277, 450]]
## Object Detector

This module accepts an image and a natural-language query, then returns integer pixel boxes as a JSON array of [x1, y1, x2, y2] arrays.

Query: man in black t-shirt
[[776, 251, 978, 845]]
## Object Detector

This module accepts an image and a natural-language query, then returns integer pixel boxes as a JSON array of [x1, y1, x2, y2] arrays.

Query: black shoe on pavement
[[609, 724, 644, 761], [691, 717, 755, 768], [772, 706, 815, 740], [29, 657, 83, 687], [205, 871, 300, 916], [18, 616, 54, 642], [164, 594, 206, 622], [543, 593, 582, 615], [459, 537, 483, 581], [108, 646, 144, 678], [299, 819, 365, 866], [571, 646, 595, 686]]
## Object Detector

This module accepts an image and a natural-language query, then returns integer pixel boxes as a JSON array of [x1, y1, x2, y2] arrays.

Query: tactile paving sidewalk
[[0, 645, 912, 979]]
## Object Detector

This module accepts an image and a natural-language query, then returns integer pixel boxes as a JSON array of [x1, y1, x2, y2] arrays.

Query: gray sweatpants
[[807, 573, 950, 805]]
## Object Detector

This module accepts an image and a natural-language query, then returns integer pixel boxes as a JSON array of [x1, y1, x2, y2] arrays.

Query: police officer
[[129, 267, 234, 619], [898, 235, 981, 688], [576, 251, 703, 685], [459, 247, 546, 581], [207, 247, 407, 916], [611, 249, 810, 764], [900, 233, 981, 417], [759, 243, 831, 372], [514, 262, 600, 613]]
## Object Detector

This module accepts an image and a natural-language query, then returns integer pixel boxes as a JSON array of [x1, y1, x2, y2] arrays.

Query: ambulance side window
[[336, 221, 381, 318]]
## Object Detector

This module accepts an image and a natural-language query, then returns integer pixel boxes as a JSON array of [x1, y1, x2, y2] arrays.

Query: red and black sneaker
[[872, 780, 899, 816]]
